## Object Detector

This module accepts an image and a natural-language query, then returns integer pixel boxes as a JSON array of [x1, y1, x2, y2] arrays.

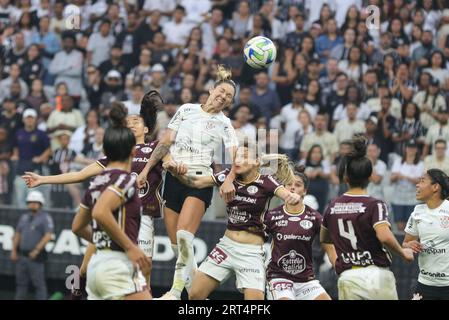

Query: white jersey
[[405, 200, 449, 287], [167, 103, 238, 176]]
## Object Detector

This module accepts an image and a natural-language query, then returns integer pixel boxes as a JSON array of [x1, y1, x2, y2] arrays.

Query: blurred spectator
[[300, 144, 331, 213], [162, 5, 193, 48], [11, 190, 53, 300], [324, 72, 348, 124], [0, 98, 23, 137], [231, 0, 252, 39], [123, 83, 144, 115], [423, 106, 449, 157], [392, 101, 425, 156], [333, 102, 366, 144], [49, 0, 65, 34], [423, 51, 449, 90], [333, 84, 370, 125], [136, 10, 163, 50], [413, 77, 447, 129], [86, 19, 115, 67], [150, 32, 174, 71], [84, 66, 104, 109], [0, 126, 12, 204], [284, 12, 306, 52], [24, 79, 48, 111], [369, 95, 396, 164], [250, 71, 281, 125], [331, 28, 357, 61], [279, 84, 316, 161], [201, 6, 227, 59], [46, 94, 85, 149], [329, 140, 351, 198], [69, 109, 100, 154], [36, 103, 52, 132], [126, 48, 152, 91], [146, 64, 174, 102], [315, 18, 343, 64], [48, 130, 88, 208], [98, 44, 129, 80], [100, 70, 127, 117], [367, 80, 402, 119], [115, 11, 140, 64], [366, 143, 387, 200], [424, 139, 449, 175], [390, 140, 424, 232], [20, 44, 43, 86], [81, 126, 104, 162], [0, 64, 29, 103], [231, 103, 256, 143], [30, 16, 61, 68], [49, 31, 83, 98], [300, 112, 338, 162], [411, 30, 436, 73], [338, 46, 368, 82], [11, 109, 51, 206]]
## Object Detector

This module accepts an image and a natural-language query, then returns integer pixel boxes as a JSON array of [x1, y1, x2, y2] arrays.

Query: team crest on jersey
[[205, 121, 216, 130], [300, 220, 313, 230], [217, 174, 226, 183], [440, 216, 449, 229], [140, 147, 152, 154], [247, 186, 258, 194]]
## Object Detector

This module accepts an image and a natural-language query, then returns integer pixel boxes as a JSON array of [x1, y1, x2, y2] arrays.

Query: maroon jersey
[[322, 194, 392, 275], [263, 205, 322, 283], [213, 169, 282, 238], [80, 169, 142, 252], [97, 141, 163, 218]]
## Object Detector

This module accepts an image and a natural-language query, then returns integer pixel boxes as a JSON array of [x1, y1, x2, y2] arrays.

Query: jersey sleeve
[[212, 168, 230, 186], [222, 119, 239, 149], [96, 156, 108, 169], [264, 175, 283, 196], [80, 189, 93, 210], [167, 104, 187, 132], [404, 208, 419, 236], [107, 173, 137, 202], [371, 200, 391, 228]]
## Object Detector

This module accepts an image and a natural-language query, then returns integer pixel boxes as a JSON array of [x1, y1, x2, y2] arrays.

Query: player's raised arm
[[22, 162, 103, 188]]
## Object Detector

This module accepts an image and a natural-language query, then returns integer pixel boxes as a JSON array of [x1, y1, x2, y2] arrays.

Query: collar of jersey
[[236, 173, 260, 186], [283, 204, 306, 216]]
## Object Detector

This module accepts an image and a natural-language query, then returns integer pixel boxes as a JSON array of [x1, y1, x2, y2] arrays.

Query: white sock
[[169, 230, 195, 298]]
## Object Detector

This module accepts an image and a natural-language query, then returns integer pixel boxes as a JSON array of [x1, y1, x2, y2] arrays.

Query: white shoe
[[154, 292, 180, 300]]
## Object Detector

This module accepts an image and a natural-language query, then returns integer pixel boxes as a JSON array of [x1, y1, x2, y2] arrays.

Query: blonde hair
[[260, 153, 295, 185], [214, 65, 236, 94]]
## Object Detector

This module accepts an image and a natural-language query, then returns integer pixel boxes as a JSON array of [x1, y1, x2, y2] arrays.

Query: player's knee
[[188, 287, 202, 300]]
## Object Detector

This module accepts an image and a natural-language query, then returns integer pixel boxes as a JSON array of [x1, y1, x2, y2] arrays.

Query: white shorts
[[198, 236, 265, 292], [138, 215, 154, 258], [86, 250, 147, 300], [266, 279, 326, 300], [338, 265, 398, 300]]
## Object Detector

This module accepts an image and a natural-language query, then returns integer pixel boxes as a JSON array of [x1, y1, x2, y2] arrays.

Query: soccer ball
[[243, 36, 277, 69]]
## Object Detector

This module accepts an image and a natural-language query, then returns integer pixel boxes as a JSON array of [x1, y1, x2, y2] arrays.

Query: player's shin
[[169, 230, 195, 298]]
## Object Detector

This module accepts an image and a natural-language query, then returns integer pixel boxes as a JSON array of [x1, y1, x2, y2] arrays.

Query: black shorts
[[412, 282, 449, 300], [163, 172, 213, 214]]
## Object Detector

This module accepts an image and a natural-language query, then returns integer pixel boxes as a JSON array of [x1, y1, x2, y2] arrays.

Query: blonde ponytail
[[260, 153, 295, 185], [214, 65, 236, 94]]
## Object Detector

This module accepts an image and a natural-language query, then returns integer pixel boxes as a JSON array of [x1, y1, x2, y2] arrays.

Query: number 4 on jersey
[[338, 219, 358, 250]]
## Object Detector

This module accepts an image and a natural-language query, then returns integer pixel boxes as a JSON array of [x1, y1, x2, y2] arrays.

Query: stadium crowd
[[0, 0, 449, 233]]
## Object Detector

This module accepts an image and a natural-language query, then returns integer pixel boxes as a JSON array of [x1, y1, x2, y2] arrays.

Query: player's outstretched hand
[[285, 192, 302, 205], [126, 245, 151, 276], [220, 180, 235, 203], [402, 248, 414, 263], [404, 240, 423, 254], [136, 171, 147, 189], [22, 171, 42, 188]]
